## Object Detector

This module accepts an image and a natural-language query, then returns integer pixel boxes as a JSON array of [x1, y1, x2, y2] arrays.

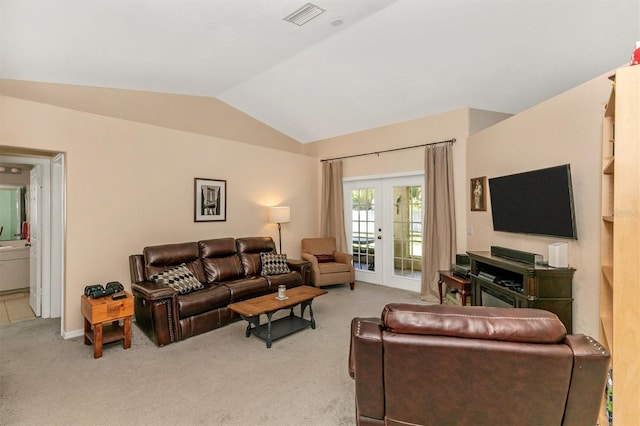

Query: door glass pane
[[351, 188, 375, 271], [392, 185, 422, 279]]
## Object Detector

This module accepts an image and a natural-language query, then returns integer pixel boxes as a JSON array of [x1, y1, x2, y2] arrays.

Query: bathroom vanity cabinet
[[0, 246, 29, 292]]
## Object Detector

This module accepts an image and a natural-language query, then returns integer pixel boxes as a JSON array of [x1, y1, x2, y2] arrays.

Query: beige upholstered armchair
[[301, 237, 355, 290]]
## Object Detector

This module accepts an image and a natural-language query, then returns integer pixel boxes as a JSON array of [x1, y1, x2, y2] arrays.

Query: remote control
[[112, 292, 126, 300]]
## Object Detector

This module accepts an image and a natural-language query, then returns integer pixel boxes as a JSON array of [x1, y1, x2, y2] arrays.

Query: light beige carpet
[[0, 282, 430, 426]]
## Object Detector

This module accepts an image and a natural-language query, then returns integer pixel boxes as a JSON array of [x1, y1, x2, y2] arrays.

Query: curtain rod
[[320, 138, 456, 162]]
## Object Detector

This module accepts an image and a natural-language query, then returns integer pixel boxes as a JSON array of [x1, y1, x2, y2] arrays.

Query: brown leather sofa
[[129, 236, 310, 346], [349, 304, 610, 426]]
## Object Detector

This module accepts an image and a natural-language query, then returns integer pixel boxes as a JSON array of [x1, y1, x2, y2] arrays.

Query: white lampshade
[[268, 206, 291, 224]]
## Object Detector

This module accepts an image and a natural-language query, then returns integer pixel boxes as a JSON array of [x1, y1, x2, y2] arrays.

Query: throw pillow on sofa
[[149, 263, 204, 294], [315, 254, 335, 263], [260, 252, 290, 275]]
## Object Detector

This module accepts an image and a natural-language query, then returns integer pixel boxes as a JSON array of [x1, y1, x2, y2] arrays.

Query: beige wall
[[467, 72, 612, 337], [1, 71, 606, 338], [306, 108, 509, 255], [308, 108, 469, 254], [0, 95, 318, 333], [0, 79, 308, 155]]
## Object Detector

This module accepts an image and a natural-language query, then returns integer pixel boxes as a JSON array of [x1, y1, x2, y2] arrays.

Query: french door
[[344, 175, 423, 292]]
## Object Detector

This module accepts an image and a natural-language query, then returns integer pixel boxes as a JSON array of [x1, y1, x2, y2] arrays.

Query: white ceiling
[[1, 0, 639, 143]]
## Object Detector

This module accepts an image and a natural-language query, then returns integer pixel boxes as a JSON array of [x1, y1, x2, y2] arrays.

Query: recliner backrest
[[382, 304, 574, 425], [301, 237, 337, 255], [143, 242, 206, 283], [236, 237, 277, 276], [198, 238, 244, 283]]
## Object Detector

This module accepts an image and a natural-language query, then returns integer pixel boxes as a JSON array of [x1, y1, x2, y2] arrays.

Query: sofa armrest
[[301, 253, 321, 286], [131, 280, 179, 346], [301, 253, 319, 272], [131, 280, 177, 302], [349, 317, 381, 378], [333, 251, 353, 264], [287, 258, 312, 286], [350, 317, 385, 421], [301, 252, 318, 266], [562, 334, 610, 426]]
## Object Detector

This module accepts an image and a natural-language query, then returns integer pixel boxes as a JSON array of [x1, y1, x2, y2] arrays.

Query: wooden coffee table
[[228, 286, 327, 348]]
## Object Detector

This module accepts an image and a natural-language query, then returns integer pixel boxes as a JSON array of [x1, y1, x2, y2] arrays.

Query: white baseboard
[[63, 328, 84, 339]]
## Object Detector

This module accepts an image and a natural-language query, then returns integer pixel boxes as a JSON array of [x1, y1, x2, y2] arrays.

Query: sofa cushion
[[315, 254, 335, 263], [202, 256, 244, 283], [177, 283, 231, 319], [149, 263, 204, 294], [260, 252, 291, 275], [223, 276, 269, 303], [199, 238, 244, 282], [144, 242, 206, 283], [263, 271, 303, 291], [318, 262, 352, 274], [236, 237, 277, 276]]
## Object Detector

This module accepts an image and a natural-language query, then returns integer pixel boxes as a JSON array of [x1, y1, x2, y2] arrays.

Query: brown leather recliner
[[301, 237, 355, 290], [349, 304, 610, 426]]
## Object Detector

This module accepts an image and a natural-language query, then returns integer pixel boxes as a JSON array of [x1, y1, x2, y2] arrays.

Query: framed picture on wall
[[194, 178, 226, 222], [470, 176, 487, 211]]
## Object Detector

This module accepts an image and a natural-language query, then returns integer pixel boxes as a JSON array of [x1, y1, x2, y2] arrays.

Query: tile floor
[[0, 290, 36, 325]]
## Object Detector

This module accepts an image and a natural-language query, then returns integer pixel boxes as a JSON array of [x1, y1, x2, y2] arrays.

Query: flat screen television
[[488, 164, 577, 239]]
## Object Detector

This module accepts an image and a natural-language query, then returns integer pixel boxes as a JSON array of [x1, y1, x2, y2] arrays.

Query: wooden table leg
[[461, 291, 468, 306], [265, 312, 273, 349], [123, 317, 132, 350], [438, 278, 444, 304], [93, 323, 103, 359], [84, 318, 91, 345]]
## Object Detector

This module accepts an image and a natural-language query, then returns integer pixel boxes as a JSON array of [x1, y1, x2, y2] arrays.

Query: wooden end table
[[286, 258, 312, 285], [81, 291, 134, 358], [438, 271, 471, 306]]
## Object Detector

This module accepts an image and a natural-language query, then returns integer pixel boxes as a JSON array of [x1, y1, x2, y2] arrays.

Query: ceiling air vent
[[283, 3, 325, 26]]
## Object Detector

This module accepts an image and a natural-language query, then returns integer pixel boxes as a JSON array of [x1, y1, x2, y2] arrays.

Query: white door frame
[[344, 179, 383, 285], [0, 154, 64, 332], [381, 175, 423, 292], [29, 165, 42, 316], [50, 154, 65, 321], [344, 172, 424, 292]]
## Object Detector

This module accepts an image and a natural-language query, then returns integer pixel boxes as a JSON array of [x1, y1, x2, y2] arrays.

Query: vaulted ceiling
[[1, 0, 638, 143]]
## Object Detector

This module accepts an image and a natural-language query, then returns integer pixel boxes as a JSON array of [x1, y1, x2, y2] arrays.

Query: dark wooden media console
[[468, 247, 574, 332]]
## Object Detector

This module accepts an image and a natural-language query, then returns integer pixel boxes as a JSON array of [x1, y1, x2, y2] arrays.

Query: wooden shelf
[[604, 87, 615, 117], [603, 158, 615, 174], [599, 65, 640, 425], [600, 314, 613, 351], [84, 323, 125, 345], [601, 265, 613, 289]]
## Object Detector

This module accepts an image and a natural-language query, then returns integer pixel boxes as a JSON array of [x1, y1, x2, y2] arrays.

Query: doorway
[[0, 152, 65, 333], [344, 175, 423, 292]]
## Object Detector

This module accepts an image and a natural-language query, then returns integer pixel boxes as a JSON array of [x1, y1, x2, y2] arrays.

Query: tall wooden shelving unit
[[600, 65, 640, 426]]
